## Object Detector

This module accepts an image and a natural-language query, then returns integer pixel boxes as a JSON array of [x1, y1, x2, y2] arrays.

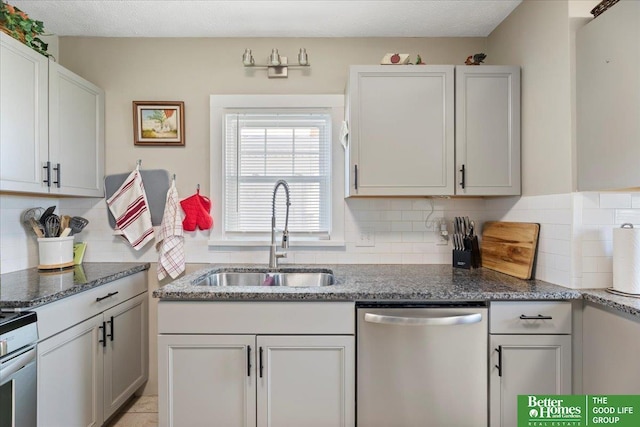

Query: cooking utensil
[[40, 206, 57, 226], [59, 227, 72, 238], [21, 207, 44, 229], [28, 217, 45, 238], [69, 216, 89, 236], [60, 215, 71, 232], [45, 215, 60, 238]]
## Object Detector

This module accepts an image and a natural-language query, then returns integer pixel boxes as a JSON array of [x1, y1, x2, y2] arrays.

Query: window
[[224, 112, 331, 237], [209, 95, 345, 246]]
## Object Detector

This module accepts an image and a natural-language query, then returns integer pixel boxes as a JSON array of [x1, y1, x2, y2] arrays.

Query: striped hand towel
[[156, 181, 185, 280], [106, 168, 155, 250]]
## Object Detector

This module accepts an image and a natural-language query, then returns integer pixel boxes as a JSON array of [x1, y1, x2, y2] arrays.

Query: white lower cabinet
[[489, 302, 572, 427], [38, 314, 105, 427], [36, 272, 148, 427], [489, 335, 572, 427], [158, 301, 355, 427]]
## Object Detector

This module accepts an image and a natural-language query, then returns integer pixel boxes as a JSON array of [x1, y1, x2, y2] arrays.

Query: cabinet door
[[257, 335, 355, 427], [455, 66, 520, 195], [103, 293, 148, 420], [38, 314, 105, 427], [158, 334, 256, 427], [347, 66, 454, 196], [0, 33, 49, 193], [49, 61, 105, 197], [489, 335, 571, 427], [577, 1, 640, 191]]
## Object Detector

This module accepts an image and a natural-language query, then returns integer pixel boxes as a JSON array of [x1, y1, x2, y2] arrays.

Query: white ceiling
[[11, 0, 522, 38]]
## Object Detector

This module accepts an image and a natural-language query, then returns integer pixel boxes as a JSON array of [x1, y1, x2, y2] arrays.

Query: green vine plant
[[1, 1, 50, 57]]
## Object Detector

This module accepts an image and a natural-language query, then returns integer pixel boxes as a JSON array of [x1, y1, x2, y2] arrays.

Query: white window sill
[[207, 239, 345, 248]]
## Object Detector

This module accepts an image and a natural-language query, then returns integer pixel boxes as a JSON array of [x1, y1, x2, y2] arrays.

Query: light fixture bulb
[[269, 48, 281, 66], [242, 48, 254, 66], [297, 48, 308, 66]]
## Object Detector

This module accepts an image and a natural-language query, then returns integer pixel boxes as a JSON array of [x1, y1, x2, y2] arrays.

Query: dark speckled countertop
[[0, 263, 150, 309], [153, 264, 582, 301], [152, 264, 640, 317]]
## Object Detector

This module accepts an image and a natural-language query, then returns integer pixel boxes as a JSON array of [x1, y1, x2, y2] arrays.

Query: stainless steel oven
[[0, 311, 38, 427]]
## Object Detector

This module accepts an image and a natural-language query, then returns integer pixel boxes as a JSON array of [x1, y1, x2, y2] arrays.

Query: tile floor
[[105, 395, 158, 427]]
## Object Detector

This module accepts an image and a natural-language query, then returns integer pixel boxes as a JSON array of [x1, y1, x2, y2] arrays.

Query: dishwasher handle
[[364, 312, 482, 326]]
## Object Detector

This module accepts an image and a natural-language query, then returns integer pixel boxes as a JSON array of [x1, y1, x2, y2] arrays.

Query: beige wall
[[487, 0, 573, 196], [59, 37, 485, 198]]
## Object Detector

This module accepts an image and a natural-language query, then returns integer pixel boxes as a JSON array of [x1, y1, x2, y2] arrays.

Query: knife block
[[453, 236, 481, 269]]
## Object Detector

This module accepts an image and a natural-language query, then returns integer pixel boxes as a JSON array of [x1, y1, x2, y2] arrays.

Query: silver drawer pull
[[519, 314, 553, 320], [364, 312, 482, 326]]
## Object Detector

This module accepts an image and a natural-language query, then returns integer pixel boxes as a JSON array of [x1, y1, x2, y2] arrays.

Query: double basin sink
[[195, 268, 335, 287]]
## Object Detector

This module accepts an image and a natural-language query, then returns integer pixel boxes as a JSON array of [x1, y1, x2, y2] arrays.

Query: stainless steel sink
[[196, 269, 335, 287]]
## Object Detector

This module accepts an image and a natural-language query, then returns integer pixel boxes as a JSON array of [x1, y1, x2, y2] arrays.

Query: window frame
[[209, 95, 345, 247]]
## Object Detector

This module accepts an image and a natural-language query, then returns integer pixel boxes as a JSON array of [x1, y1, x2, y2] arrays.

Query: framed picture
[[133, 101, 185, 146]]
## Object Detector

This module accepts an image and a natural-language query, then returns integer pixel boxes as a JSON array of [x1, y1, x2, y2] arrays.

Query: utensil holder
[[453, 236, 481, 269], [38, 236, 74, 270]]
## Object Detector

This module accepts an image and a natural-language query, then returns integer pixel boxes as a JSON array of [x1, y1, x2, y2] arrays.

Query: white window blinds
[[224, 112, 332, 237]]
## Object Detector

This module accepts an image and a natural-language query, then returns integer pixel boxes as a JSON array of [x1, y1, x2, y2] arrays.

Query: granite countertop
[[581, 289, 640, 318], [153, 264, 583, 302], [0, 263, 150, 309]]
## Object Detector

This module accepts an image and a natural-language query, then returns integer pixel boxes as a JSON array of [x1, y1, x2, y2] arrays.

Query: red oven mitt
[[180, 190, 213, 231]]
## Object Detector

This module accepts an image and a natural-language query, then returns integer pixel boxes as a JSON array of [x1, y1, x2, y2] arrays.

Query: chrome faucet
[[269, 180, 291, 269]]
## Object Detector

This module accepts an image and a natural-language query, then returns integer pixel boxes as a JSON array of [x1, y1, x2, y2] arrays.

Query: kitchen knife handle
[[519, 314, 553, 320], [459, 164, 466, 189], [43, 161, 51, 187], [53, 163, 61, 188], [354, 164, 358, 191], [495, 346, 502, 377], [259, 347, 264, 378]]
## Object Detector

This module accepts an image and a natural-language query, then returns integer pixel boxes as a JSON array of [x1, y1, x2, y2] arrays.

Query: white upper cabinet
[[0, 33, 49, 193], [345, 65, 520, 197], [0, 33, 105, 197], [49, 62, 105, 197], [577, 1, 640, 191], [455, 66, 521, 196], [345, 66, 455, 196]]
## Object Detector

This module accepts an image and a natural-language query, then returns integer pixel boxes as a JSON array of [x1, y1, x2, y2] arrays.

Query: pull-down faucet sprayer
[[269, 180, 291, 269]]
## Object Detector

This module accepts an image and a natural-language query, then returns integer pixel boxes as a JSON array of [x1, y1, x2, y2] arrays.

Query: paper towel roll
[[613, 224, 640, 294]]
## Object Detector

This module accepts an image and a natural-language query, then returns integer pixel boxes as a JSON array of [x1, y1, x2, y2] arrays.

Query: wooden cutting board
[[481, 221, 540, 279]]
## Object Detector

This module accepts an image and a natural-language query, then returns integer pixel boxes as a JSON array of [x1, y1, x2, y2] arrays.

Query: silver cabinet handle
[[364, 312, 482, 326]]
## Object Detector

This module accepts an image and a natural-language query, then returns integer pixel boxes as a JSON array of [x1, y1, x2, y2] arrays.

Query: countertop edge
[[1, 263, 151, 309]]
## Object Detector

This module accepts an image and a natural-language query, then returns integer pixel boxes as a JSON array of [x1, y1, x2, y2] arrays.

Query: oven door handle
[[364, 312, 482, 326], [0, 347, 37, 384]]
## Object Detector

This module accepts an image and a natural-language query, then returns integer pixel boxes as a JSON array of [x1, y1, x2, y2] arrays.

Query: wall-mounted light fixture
[[242, 48, 310, 78]]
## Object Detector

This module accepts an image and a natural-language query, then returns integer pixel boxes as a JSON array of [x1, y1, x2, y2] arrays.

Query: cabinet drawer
[[490, 301, 571, 334], [158, 301, 355, 335], [35, 271, 147, 341]]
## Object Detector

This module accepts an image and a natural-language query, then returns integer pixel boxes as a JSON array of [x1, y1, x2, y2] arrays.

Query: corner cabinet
[[345, 66, 455, 196], [489, 302, 572, 427], [35, 271, 148, 427], [576, 1, 640, 191], [344, 65, 520, 197], [0, 33, 105, 197], [158, 301, 355, 427], [455, 66, 520, 195]]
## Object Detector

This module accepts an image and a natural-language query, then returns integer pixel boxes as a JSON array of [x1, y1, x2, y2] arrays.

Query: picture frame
[[133, 101, 185, 146]]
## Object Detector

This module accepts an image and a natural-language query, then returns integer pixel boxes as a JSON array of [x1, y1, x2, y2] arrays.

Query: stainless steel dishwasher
[[357, 302, 487, 427]]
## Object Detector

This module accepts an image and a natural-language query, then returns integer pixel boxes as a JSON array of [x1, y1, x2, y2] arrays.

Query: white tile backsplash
[[3, 190, 639, 291]]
